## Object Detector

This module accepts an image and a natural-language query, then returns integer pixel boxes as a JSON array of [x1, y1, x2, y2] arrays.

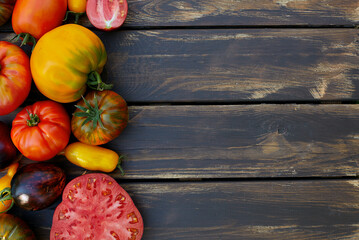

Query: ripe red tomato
[[0, 41, 31, 116], [71, 90, 128, 145], [12, 0, 67, 44], [50, 173, 144, 240], [86, 0, 128, 31], [11, 100, 71, 161]]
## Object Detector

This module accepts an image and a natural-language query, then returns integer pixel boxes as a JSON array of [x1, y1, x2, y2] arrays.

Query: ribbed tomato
[[50, 173, 144, 240], [86, 0, 128, 31], [72, 90, 128, 145], [12, 0, 67, 45], [0, 41, 31, 116], [30, 24, 110, 103], [11, 100, 71, 161], [0, 0, 16, 26]]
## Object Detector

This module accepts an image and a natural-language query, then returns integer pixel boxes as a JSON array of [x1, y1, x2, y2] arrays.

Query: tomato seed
[[110, 231, 120, 240]]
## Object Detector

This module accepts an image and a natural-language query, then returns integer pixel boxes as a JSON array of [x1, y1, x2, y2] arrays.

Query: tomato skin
[[0, 122, 17, 171], [86, 0, 128, 31], [0, 214, 36, 239], [72, 90, 128, 145], [0, 0, 16, 26], [12, 0, 67, 40], [64, 142, 123, 173], [68, 0, 87, 13], [0, 163, 18, 213], [11, 100, 71, 161], [0, 41, 31, 116], [31, 24, 108, 103], [11, 163, 66, 211], [50, 173, 144, 240]]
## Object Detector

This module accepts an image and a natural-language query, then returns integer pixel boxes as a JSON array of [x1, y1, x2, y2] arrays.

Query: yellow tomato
[[63, 142, 124, 174], [0, 163, 19, 213], [68, 0, 87, 13], [30, 24, 109, 103]]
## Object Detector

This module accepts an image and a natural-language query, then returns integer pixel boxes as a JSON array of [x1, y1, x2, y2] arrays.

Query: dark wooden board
[[2, 29, 358, 102], [2, 104, 359, 179], [1, 0, 358, 31], [88, 29, 359, 102], [10, 179, 359, 239]]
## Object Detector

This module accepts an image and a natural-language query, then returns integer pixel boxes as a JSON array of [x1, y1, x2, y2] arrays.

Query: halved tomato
[[86, 0, 128, 31], [50, 173, 144, 240]]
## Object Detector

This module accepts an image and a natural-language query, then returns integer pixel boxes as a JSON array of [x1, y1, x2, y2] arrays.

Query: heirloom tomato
[[0, 163, 18, 213], [0, 41, 31, 116], [86, 0, 128, 31], [63, 142, 125, 174], [0, 0, 16, 27], [66, 0, 87, 23], [11, 100, 71, 161], [0, 214, 35, 239], [72, 90, 128, 145], [50, 173, 144, 240], [0, 121, 17, 170], [11, 163, 66, 211], [12, 0, 67, 45], [31, 24, 110, 103]]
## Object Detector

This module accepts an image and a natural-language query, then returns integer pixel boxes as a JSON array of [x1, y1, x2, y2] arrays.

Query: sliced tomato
[[86, 0, 128, 31], [50, 173, 143, 240]]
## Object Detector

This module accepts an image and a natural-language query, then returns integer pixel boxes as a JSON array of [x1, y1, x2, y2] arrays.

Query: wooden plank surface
[[92, 29, 359, 102], [10, 179, 359, 239], [2, 28, 359, 102], [1, 0, 358, 31], [2, 104, 359, 179]]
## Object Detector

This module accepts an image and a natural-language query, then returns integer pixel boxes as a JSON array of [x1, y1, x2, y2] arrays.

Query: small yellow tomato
[[68, 0, 87, 13], [0, 163, 19, 213], [63, 142, 124, 174]]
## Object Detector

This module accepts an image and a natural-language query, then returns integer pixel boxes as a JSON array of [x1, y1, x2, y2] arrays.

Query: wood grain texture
[[10, 180, 359, 239], [1, 0, 358, 30], [3, 104, 359, 179], [98, 28, 359, 102]]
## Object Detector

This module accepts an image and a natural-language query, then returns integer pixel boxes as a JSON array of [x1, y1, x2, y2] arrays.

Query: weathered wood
[[10, 180, 359, 239], [1, 0, 358, 31], [98, 29, 359, 102], [3, 104, 359, 179]]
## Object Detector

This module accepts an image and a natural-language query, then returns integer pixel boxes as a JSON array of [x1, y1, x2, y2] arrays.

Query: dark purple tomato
[[0, 214, 36, 239], [0, 121, 17, 170], [11, 163, 66, 211]]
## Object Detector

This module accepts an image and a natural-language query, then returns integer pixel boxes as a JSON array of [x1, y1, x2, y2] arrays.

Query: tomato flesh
[[51, 173, 143, 240], [86, 0, 128, 31]]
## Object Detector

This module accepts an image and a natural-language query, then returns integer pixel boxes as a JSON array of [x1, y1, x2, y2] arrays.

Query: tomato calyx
[[87, 71, 113, 91], [117, 155, 125, 176], [12, 33, 37, 50], [63, 11, 85, 24], [74, 95, 104, 129], [0, 187, 14, 213], [26, 110, 40, 127]]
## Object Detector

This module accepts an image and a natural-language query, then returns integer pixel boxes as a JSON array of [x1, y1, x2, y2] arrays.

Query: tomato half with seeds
[[72, 90, 128, 145], [86, 0, 128, 31], [50, 173, 144, 240]]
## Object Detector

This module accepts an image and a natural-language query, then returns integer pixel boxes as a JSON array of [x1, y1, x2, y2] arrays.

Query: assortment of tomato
[[0, 0, 143, 239]]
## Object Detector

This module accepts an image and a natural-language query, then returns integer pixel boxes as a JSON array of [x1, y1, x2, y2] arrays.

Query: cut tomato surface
[[50, 173, 143, 240]]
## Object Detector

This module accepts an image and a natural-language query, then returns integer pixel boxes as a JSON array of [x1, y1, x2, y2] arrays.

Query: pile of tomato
[[0, 0, 144, 239]]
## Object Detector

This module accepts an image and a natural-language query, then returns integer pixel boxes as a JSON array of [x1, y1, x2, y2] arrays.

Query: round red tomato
[[0, 41, 31, 116], [72, 90, 128, 145], [11, 100, 71, 161], [86, 0, 128, 31], [12, 0, 67, 43], [50, 173, 144, 240]]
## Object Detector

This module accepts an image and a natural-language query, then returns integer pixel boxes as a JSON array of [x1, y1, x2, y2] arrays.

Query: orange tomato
[[0, 163, 19, 213]]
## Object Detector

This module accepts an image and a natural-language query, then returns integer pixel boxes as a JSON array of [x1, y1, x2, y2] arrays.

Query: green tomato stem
[[117, 155, 125, 176], [0, 187, 14, 213], [26, 109, 40, 127], [87, 71, 113, 91]]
